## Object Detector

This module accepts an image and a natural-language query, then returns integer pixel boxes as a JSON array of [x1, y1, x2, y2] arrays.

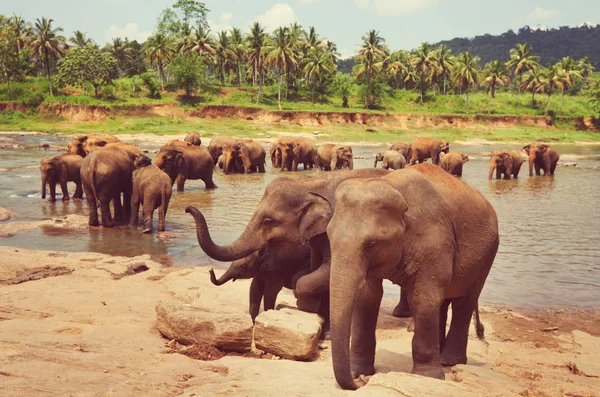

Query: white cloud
[[106, 23, 151, 42], [296, 0, 321, 4], [254, 3, 297, 31], [208, 12, 234, 34], [528, 6, 560, 20], [354, 0, 437, 15], [220, 12, 233, 23]]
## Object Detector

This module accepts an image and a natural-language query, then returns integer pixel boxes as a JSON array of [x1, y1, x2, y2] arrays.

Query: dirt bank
[[1, 246, 599, 396], [27, 103, 600, 132]]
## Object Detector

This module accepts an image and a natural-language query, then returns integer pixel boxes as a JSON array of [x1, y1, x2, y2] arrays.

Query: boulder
[[253, 307, 324, 361], [0, 207, 12, 222], [155, 301, 253, 352]]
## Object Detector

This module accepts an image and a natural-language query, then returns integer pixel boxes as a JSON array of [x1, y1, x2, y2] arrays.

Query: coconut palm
[[436, 44, 454, 94], [11, 15, 32, 56], [230, 28, 246, 86], [451, 52, 481, 114], [538, 65, 564, 115], [303, 49, 334, 102], [30, 17, 66, 96], [247, 22, 268, 102], [182, 27, 217, 63], [215, 31, 235, 85], [104, 37, 132, 76], [322, 40, 339, 66], [264, 27, 298, 110], [556, 56, 582, 110], [386, 51, 409, 89], [520, 67, 544, 105], [144, 33, 174, 90], [577, 56, 595, 79], [412, 42, 438, 101], [356, 30, 387, 85], [482, 60, 510, 99], [505, 42, 540, 104], [70, 31, 93, 48]]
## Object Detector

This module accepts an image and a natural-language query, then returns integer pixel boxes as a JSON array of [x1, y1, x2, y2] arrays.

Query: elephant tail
[[473, 303, 485, 340], [90, 157, 100, 205]]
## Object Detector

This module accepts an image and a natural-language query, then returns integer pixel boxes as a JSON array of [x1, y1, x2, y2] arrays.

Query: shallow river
[[1, 134, 599, 309]]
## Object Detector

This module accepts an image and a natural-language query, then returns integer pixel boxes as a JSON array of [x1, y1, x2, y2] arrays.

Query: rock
[[253, 308, 324, 361], [357, 372, 479, 397], [541, 326, 558, 332], [559, 162, 577, 167], [155, 301, 253, 352], [0, 207, 12, 222]]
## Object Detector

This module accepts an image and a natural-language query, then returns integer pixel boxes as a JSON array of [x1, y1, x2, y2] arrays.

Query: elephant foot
[[351, 363, 375, 379], [411, 363, 445, 380], [320, 328, 331, 341], [142, 228, 152, 234], [407, 318, 415, 333], [48, 198, 56, 203], [89, 219, 100, 227], [440, 349, 467, 367], [393, 303, 413, 318]]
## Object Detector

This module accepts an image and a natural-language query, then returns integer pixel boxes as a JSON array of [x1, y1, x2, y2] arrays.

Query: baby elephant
[[130, 154, 173, 233], [40, 154, 83, 202], [440, 152, 469, 176], [209, 246, 311, 322], [374, 150, 406, 170]]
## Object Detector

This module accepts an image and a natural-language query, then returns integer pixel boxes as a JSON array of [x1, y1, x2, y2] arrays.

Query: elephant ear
[[298, 191, 333, 244], [522, 144, 531, 155], [539, 144, 549, 153], [175, 151, 185, 168]]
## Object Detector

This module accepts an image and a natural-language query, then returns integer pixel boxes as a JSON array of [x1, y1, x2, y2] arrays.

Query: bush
[[358, 78, 385, 110], [0, 110, 26, 123], [99, 85, 117, 101], [21, 92, 45, 108], [168, 53, 205, 96], [140, 72, 161, 99]]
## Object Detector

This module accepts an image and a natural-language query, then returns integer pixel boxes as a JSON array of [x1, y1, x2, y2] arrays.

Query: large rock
[[155, 301, 253, 352], [0, 207, 12, 222], [253, 308, 324, 361]]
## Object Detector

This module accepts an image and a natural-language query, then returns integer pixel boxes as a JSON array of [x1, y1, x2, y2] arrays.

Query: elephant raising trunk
[[209, 268, 237, 285], [185, 205, 264, 262]]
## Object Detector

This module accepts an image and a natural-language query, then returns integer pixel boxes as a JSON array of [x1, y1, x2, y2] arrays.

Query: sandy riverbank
[[1, 246, 599, 397]]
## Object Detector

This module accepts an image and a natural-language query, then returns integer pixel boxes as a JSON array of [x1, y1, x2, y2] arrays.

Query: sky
[[1, 0, 598, 58]]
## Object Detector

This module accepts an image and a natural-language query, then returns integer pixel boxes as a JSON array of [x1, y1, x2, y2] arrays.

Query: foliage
[[333, 73, 354, 108], [358, 77, 385, 110], [140, 72, 161, 99], [590, 89, 600, 116], [55, 47, 116, 97], [30, 17, 66, 96], [167, 53, 205, 95]]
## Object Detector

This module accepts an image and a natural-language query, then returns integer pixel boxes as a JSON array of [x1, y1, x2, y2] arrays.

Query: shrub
[[99, 85, 117, 101], [168, 53, 205, 96], [21, 92, 45, 108], [140, 72, 161, 99]]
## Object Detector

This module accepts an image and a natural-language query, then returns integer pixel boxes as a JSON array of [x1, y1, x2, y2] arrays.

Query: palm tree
[[144, 34, 174, 91], [482, 60, 510, 99], [215, 31, 234, 85], [412, 42, 438, 101], [70, 31, 93, 48], [520, 67, 544, 105], [246, 22, 267, 103], [356, 30, 387, 85], [230, 28, 246, 86], [538, 65, 564, 115], [556, 56, 582, 110], [451, 52, 481, 114], [303, 49, 334, 102], [436, 44, 454, 94], [505, 43, 540, 104], [264, 27, 298, 110], [11, 15, 32, 56], [182, 27, 217, 63], [577, 56, 595, 79], [386, 52, 408, 89], [104, 37, 132, 75], [30, 17, 66, 96], [322, 40, 339, 66]]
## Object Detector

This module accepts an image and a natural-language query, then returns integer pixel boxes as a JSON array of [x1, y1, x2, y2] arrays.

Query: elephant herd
[[36, 132, 562, 391]]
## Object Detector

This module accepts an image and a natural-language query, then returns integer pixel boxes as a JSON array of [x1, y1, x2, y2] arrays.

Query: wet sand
[[1, 246, 599, 397]]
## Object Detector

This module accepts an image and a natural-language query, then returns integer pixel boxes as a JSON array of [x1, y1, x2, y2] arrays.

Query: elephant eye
[[263, 217, 274, 225], [366, 240, 377, 249]]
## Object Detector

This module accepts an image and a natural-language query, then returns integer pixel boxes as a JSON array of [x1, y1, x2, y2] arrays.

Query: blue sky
[[1, 0, 598, 58]]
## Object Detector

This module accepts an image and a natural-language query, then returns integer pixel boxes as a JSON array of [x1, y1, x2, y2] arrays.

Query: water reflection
[[40, 199, 85, 217], [488, 179, 520, 196], [522, 176, 556, 195]]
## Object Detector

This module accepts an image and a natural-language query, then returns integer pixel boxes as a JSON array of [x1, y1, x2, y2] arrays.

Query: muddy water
[[1, 134, 599, 309]]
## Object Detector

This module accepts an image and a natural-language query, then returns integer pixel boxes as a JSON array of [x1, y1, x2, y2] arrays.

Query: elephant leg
[[176, 174, 186, 192], [123, 186, 132, 221], [249, 276, 265, 323], [60, 180, 70, 201], [294, 264, 330, 313], [438, 299, 451, 352], [496, 169, 501, 180], [84, 185, 99, 227], [157, 199, 168, 232], [258, 163, 265, 173], [73, 182, 83, 199], [112, 193, 124, 222], [263, 278, 285, 312], [350, 278, 383, 378], [393, 287, 412, 318], [130, 191, 140, 228], [100, 199, 115, 227], [142, 202, 154, 234], [49, 182, 57, 202], [535, 164, 541, 176], [202, 173, 217, 190]]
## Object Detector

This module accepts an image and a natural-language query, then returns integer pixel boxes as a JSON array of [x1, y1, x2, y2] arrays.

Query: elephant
[[80, 145, 135, 227], [440, 152, 469, 177], [184, 168, 391, 330], [272, 139, 295, 172], [209, 246, 312, 322], [522, 143, 560, 177], [389, 142, 411, 160], [270, 141, 281, 168], [67, 134, 120, 157], [326, 164, 499, 389], [40, 153, 84, 202], [316, 144, 354, 171], [488, 149, 524, 180], [408, 138, 449, 166], [130, 154, 172, 233], [207, 137, 237, 165], [86, 142, 145, 157], [222, 139, 266, 175], [155, 141, 217, 191], [374, 150, 407, 170], [184, 132, 202, 146], [292, 139, 318, 171]]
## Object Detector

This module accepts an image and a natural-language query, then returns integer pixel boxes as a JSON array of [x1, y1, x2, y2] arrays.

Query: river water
[[1, 134, 599, 309]]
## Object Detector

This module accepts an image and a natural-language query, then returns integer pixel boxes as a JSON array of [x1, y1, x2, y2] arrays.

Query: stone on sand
[[155, 301, 253, 352], [0, 207, 11, 221], [253, 307, 324, 361]]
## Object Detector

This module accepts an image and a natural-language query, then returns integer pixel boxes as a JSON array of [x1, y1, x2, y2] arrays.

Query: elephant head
[[40, 157, 61, 200], [133, 153, 152, 170], [374, 152, 385, 168], [522, 143, 549, 176], [270, 142, 281, 168], [488, 151, 513, 180], [209, 248, 264, 285], [279, 140, 295, 171], [184, 132, 202, 146], [67, 135, 89, 157], [432, 140, 450, 165], [155, 146, 184, 183], [459, 152, 469, 164], [327, 179, 408, 390], [333, 146, 353, 170], [222, 142, 242, 175]]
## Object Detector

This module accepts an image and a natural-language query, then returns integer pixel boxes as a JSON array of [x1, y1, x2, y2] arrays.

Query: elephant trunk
[[209, 267, 236, 286], [41, 175, 47, 199], [529, 152, 535, 176], [330, 254, 365, 390], [185, 205, 264, 262], [347, 156, 354, 170], [373, 158, 378, 168], [488, 162, 495, 180]]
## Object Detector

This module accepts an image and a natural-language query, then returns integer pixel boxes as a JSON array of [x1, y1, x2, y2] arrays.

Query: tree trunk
[[94, 85, 99, 97], [312, 82, 315, 103], [256, 62, 262, 105], [158, 60, 165, 91], [466, 87, 469, 114], [560, 89, 564, 111], [491, 77, 496, 99], [532, 90, 536, 106], [516, 73, 521, 105], [44, 49, 54, 96], [278, 73, 283, 111], [545, 93, 552, 115]]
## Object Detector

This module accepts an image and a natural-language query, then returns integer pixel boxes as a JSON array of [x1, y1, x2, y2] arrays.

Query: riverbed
[[0, 133, 598, 309]]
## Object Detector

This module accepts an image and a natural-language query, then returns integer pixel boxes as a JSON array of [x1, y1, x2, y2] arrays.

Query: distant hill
[[434, 25, 600, 66]]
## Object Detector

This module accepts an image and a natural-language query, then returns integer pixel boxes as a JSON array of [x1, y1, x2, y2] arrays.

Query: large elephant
[[488, 149, 524, 180], [522, 143, 559, 177], [292, 139, 317, 171], [327, 164, 499, 390], [155, 141, 217, 191], [209, 246, 311, 322], [40, 154, 84, 202], [408, 138, 449, 165], [184, 132, 202, 146], [86, 142, 145, 157], [270, 141, 281, 168], [374, 150, 406, 170], [185, 169, 391, 325], [67, 134, 120, 157], [130, 154, 172, 233], [271, 139, 295, 172], [223, 139, 266, 175], [389, 142, 411, 160], [316, 144, 354, 171], [80, 145, 135, 227], [207, 137, 237, 165], [440, 152, 469, 177]]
